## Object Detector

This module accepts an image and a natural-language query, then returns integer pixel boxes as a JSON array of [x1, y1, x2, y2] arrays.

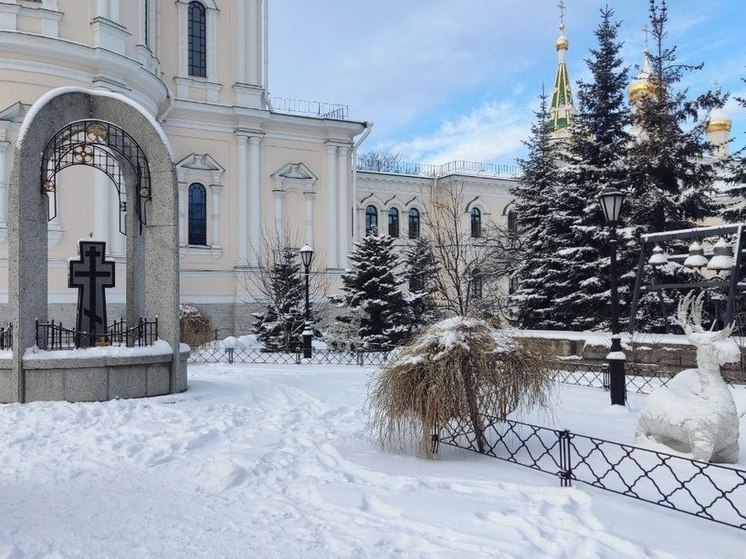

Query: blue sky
[[269, 0, 746, 166]]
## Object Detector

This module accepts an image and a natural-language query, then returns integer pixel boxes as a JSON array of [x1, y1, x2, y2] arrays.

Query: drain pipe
[[351, 122, 373, 241]]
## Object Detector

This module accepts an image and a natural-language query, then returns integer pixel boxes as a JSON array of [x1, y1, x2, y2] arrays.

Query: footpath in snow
[[0, 363, 744, 559]]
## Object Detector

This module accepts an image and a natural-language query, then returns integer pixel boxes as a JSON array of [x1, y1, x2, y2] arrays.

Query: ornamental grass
[[368, 317, 554, 458]]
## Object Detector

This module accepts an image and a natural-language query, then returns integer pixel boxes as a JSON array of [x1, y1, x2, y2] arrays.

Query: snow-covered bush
[[180, 304, 214, 348], [368, 317, 554, 458]]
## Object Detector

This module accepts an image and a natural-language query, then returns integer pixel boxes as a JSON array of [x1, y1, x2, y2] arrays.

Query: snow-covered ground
[[1, 363, 744, 558]]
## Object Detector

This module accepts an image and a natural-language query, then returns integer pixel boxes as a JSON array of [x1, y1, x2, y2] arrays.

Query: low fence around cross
[[440, 414, 746, 531], [35, 317, 158, 350], [0, 323, 12, 350]]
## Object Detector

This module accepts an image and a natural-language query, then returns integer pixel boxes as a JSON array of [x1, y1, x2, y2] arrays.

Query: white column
[[210, 184, 222, 253], [337, 146, 350, 268], [109, 0, 120, 22], [176, 1, 188, 76], [0, 141, 8, 227], [207, 8, 218, 83], [109, 168, 125, 256], [326, 144, 338, 268], [236, 134, 248, 264], [273, 189, 284, 245], [96, 0, 108, 19], [236, 0, 246, 83], [304, 191, 314, 246], [178, 181, 188, 246], [94, 171, 110, 245], [248, 135, 262, 266], [247, 0, 260, 85]]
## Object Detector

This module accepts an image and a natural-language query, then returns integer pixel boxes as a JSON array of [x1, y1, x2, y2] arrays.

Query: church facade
[[0, 0, 517, 335]]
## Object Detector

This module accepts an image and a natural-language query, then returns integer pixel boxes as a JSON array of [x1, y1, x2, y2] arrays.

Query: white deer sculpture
[[635, 292, 740, 463]]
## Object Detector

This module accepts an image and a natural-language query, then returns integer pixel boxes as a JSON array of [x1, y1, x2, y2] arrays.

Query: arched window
[[388, 208, 400, 238], [188, 182, 207, 245], [471, 207, 482, 238], [365, 205, 378, 236], [408, 208, 420, 239], [471, 268, 483, 299], [508, 209, 518, 233], [188, 1, 207, 77]]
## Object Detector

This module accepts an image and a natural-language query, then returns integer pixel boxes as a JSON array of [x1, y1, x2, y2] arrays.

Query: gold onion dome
[[707, 107, 732, 133], [629, 51, 657, 103], [556, 34, 569, 50]]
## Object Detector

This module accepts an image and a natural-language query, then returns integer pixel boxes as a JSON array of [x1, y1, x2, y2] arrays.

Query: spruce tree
[[339, 234, 412, 349], [253, 248, 307, 351], [404, 236, 440, 328], [509, 92, 565, 328], [553, 6, 631, 330], [722, 88, 746, 223], [625, 0, 724, 331]]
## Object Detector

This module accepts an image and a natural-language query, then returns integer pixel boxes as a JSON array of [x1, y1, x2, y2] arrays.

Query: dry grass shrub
[[180, 304, 214, 348], [368, 317, 554, 458]]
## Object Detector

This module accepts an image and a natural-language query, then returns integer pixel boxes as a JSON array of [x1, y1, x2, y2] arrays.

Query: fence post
[[295, 351, 301, 364], [227, 347, 234, 364], [558, 429, 573, 487], [602, 364, 610, 392]]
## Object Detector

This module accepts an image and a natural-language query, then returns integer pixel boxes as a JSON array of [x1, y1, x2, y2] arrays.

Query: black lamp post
[[598, 187, 627, 406], [300, 244, 314, 359]]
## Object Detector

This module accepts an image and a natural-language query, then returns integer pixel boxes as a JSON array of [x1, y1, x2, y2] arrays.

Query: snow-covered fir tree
[[403, 236, 440, 328], [553, 6, 632, 330], [339, 233, 412, 349], [509, 92, 566, 328], [253, 248, 308, 351], [722, 88, 746, 223], [625, 0, 724, 332]]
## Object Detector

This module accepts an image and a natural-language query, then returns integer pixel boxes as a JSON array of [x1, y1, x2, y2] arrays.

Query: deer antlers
[[676, 291, 734, 340]]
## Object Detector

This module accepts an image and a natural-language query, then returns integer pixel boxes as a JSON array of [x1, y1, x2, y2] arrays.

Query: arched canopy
[[41, 119, 152, 234]]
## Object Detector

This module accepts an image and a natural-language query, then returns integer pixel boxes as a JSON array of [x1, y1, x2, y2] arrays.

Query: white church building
[[0, 0, 518, 335]]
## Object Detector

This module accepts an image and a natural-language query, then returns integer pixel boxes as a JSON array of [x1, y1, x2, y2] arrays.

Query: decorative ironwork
[[35, 317, 158, 350], [0, 323, 12, 350], [188, 344, 392, 367], [41, 119, 152, 235], [440, 414, 746, 531]]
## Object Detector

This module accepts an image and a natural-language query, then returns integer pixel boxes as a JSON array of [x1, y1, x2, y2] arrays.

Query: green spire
[[550, 0, 574, 133]]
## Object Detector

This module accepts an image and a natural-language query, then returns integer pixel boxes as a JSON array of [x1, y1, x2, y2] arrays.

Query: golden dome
[[556, 35, 569, 50], [629, 79, 657, 103], [707, 108, 732, 133]]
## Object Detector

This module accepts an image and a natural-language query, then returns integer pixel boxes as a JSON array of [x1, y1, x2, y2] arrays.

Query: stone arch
[[6, 88, 181, 402]]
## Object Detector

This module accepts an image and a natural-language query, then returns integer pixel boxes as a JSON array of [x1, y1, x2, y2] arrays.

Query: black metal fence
[[0, 323, 11, 350], [188, 343, 393, 367], [440, 414, 746, 531], [35, 317, 158, 350]]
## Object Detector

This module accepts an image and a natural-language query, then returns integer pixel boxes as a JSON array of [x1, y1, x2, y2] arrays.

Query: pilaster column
[[176, 1, 188, 76], [96, 0, 108, 19], [210, 183, 222, 258], [178, 181, 188, 246], [236, 0, 246, 83], [326, 144, 338, 268], [247, 0, 262, 85], [109, 184, 125, 257], [94, 171, 110, 247], [304, 191, 314, 246], [0, 141, 8, 229], [248, 135, 262, 266], [272, 188, 284, 245], [337, 146, 350, 268], [109, 0, 120, 23], [235, 134, 248, 264]]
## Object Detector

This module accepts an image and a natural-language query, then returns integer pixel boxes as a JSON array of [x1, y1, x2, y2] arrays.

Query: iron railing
[[35, 317, 158, 350], [440, 414, 746, 531], [0, 323, 11, 350], [188, 344, 392, 367], [269, 97, 349, 120], [356, 159, 521, 179]]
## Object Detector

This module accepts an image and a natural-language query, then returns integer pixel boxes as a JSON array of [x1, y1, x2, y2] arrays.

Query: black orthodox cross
[[69, 240, 115, 347]]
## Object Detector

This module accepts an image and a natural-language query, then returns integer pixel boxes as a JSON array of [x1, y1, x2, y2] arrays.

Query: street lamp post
[[299, 244, 314, 359], [598, 187, 627, 406]]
